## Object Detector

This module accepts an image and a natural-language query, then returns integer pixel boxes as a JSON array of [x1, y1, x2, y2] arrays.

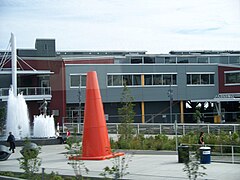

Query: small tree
[[118, 85, 135, 143], [193, 109, 202, 123], [18, 138, 41, 179], [183, 150, 206, 180], [100, 153, 133, 180], [65, 127, 89, 179]]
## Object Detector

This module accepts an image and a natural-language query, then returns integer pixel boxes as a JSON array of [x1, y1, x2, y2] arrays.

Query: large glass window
[[187, 73, 214, 85], [229, 56, 240, 64], [108, 73, 177, 87], [123, 75, 132, 85], [153, 74, 162, 85], [108, 74, 142, 86], [144, 57, 155, 63], [70, 74, 86, 87], [165, 57, 176, 63], [163, 74, 172, 85], [155, 57, 165, 63], [144, 75, 152, 85], [225, 71, 240, 85], [177, 57, 197, 63], [107, 75, 113, 86], [131, 57, 142, 64], [197, 57, 208, 63], [113, 75, 122, 86], [210, 56, 228, 64], [133, 75, 141, 85]]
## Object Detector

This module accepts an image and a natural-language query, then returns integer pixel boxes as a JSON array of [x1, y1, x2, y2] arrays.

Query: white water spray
[[33, 115, 56, 138], [6, 88, 30, 139], [6, 88, 56, 139]]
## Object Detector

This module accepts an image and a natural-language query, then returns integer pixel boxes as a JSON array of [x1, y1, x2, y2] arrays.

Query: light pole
[[168, 84, 173, 123]]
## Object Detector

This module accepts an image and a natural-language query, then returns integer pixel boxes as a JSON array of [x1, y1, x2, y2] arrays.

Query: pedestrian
[[198, 131, 204, 146], [55, 130, 64, 144], [63, 129, 71, 143], [7, 132, 16, 153], [66, 129, 71, 138]]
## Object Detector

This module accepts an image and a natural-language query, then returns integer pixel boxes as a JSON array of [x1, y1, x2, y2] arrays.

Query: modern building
[[0, 39, 240, 125]]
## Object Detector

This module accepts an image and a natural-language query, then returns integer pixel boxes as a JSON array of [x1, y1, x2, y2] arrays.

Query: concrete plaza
[[0, 144, 239, 179]]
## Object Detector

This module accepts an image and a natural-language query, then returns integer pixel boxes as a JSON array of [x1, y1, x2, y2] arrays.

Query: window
[[146, 74, 177, 86], [225, 71, 240, 85], [123, 75, 132, 85], [153, 74, 162, 85], [187, 73, 215, 85], [144, 75, 152, 85], [197, 57, 208, 63], [163, 74, 172, 85], [144, 57, 155, 63], [210, 56, 228, 64], [131, 57, 142, 64], [107, 75, 113, 86], [165, 57, 176, 63], [155, 57, 165, 63], [229, 56, 240, 64], [177, 57, 197, 63], [113, 75, 122, 86], [107, 73, 177, 87], [70, 74, 86, 88], [133, 75, 141, 85], [70, 75, 80, 87]]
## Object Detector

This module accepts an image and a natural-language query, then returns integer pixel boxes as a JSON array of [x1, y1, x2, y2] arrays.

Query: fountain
[[0, 34, 58, 161], [5, 88, 56, 139], [6, 88, 30, 139], [33, 115, 56, 138]]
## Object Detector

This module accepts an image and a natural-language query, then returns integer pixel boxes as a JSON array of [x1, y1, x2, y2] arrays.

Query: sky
[[0, 0, 240, 54]]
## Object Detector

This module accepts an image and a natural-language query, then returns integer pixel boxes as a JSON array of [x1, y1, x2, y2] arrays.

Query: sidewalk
[[0, 144, 239, 179]]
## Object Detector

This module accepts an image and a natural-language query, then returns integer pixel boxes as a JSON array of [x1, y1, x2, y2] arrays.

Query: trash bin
[[199, 147, 211, 164], [178, 145, 189, 163]]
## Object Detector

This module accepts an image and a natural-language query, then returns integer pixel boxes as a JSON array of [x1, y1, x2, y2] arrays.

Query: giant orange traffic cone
[[69, 71, 124, 160]]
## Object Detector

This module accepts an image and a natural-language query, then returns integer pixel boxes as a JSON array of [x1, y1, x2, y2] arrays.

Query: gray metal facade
[[65, 64, 219, 104]]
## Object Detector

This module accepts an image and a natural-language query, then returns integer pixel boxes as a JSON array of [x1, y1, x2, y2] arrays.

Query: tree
[[193, 108, 202, 123], [183, 150, 207, 180], [65, 127, 89, 179], [18, 138, 41, 179], [118, 85, 135, 142]]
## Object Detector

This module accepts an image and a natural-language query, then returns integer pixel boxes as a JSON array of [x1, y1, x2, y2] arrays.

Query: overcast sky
[[0, 0, 240, 53]]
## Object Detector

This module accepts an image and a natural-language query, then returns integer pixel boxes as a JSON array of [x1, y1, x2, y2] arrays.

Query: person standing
[[7, 132, 16, 153], [66, 129, 71, 138], [198, 131, 204, 146]]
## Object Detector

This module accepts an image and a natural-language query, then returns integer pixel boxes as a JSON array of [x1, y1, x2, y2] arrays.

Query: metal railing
[[188, 144, 240, 164], [62, 122, 240, 135], [0, 87, 51, 97]]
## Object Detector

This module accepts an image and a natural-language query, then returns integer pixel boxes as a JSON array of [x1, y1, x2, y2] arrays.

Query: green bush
[[111, 131, 240, 152]]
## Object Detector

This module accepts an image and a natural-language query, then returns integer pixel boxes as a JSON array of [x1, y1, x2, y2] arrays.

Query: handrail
[[0, 87, 51, 96]]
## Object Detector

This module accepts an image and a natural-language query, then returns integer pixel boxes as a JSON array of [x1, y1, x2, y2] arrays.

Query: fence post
[[160, 124, 162, 134], [183, 124, 185, 135], [207, 124, 210, 134], [137, 124, 140, 134], [42, 167, 45, 180], [62, 117, 65, 133], [233, 125, 236, 133], [116, 124, 118, 135], [232, 146, 235, 164]]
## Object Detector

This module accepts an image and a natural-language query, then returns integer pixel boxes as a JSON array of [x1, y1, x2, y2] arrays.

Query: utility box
[[199, 147, 211, 164], [178, 145, 189, 163]]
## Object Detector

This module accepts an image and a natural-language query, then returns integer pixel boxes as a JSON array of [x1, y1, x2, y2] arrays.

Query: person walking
[[198, 131, 204, 146], [7, 132, 16, 153]]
